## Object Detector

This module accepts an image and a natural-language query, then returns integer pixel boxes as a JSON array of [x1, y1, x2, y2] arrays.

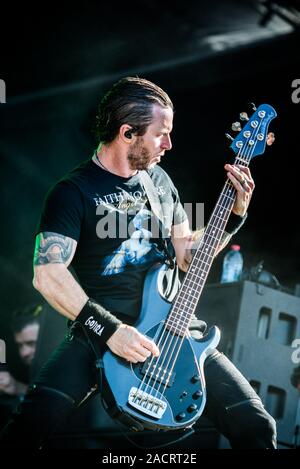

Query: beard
[[127, 138, 153, 171]]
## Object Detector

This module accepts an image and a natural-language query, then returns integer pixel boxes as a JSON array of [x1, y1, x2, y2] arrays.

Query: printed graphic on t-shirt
[[93, 185, 166, 210], [101, 207, 165, 275]]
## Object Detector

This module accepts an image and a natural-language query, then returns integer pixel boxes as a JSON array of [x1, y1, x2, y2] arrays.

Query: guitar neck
[[166, 156, 250, 336], [164, 102, 277, 336]]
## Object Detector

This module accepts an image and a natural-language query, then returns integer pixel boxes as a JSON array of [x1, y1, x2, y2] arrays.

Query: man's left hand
[[224, 164, 255, 217]]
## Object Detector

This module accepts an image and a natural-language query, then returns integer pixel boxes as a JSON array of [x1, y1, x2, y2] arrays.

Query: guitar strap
[[139, 170, 180, 302], [139, 169, 174, 261], [138, 170, 171, 238]]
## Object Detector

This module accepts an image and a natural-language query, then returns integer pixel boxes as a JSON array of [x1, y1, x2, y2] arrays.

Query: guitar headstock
[[228, 104, 277, 160]]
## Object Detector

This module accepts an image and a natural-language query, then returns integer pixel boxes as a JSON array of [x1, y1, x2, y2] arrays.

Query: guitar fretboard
[[165, 157, 249, 336]]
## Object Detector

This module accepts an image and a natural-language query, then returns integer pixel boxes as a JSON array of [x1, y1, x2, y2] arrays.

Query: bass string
[[136, 121, 262, 403], [156, 121, 265, 398], [155, 134, 259, 399], [133, 158, 242, 401], [135, 143, 249, 401]]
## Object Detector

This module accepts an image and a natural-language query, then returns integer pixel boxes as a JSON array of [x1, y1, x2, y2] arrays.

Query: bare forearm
[[33, 264, 88, 320]]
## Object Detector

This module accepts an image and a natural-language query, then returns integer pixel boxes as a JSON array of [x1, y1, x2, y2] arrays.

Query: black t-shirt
[[37, 158, 187, 320]]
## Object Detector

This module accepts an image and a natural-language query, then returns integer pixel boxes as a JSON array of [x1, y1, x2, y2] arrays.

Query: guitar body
[[102, 263, 220, 431]]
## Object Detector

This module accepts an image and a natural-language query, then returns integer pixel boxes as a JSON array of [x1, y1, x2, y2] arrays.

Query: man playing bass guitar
[[0, 77, 276, 448]]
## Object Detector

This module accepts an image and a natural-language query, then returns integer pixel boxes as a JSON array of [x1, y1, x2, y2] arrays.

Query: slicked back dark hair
[[93, 77, 173, 143]]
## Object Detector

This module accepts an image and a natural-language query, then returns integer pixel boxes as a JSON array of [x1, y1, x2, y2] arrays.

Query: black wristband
[[75, 298, 122, 346], [225, 212, 248, 235]]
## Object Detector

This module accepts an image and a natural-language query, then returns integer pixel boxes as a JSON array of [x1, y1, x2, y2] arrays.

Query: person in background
[[0, 304, 42, 396]]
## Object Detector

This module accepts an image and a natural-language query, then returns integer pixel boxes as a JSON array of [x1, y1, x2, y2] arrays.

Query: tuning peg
[[248, 102, 257, 111], [231, 122, 242, 132], [225, 133, 234, 141], [239, 112, 249, 121]]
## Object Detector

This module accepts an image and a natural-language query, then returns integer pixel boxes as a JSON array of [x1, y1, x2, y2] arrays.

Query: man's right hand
[[106, 324, 160, 363]]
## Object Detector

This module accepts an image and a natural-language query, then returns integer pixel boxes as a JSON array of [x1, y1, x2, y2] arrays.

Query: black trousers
[[0, 327, 277, 449]]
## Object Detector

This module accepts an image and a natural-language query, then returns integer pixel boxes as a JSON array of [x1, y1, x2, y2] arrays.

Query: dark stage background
[[0, 0, 300, 445]]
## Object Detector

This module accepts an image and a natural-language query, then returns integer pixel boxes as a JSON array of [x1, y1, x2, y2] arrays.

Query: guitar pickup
[[140, 360, 176, 387]]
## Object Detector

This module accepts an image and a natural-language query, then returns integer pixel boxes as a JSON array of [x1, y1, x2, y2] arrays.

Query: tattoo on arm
[[33, 232, 75, 266]]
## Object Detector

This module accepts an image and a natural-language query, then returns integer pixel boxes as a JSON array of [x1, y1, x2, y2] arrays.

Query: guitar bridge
[[128, 387, 167, 419]]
